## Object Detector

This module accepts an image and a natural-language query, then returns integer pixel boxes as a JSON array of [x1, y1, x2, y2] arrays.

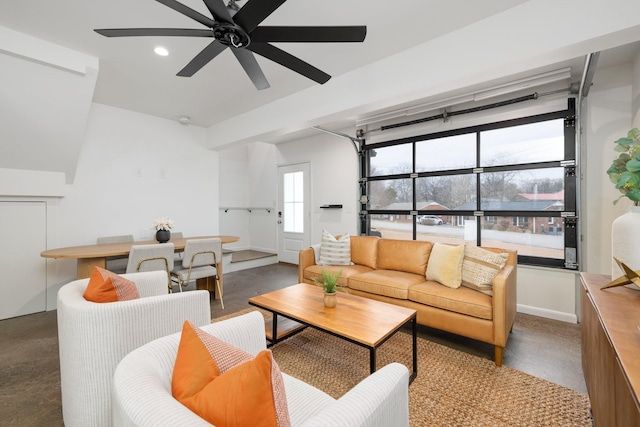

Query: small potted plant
[[152, 217, 174, 243], [313, 268, 343, 308]]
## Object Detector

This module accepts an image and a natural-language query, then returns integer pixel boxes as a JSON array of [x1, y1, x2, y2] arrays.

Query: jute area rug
[[215, 309, 592, 427]]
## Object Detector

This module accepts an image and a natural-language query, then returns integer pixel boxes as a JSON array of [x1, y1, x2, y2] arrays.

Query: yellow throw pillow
[[425, 243, 465, 288], [83, 267, 139, 303], [172, 321, 291, 427]]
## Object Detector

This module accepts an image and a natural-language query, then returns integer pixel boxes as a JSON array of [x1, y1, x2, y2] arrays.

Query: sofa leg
[[494, 346, 503, 367]]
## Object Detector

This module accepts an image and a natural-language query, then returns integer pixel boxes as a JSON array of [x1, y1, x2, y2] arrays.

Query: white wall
[[276, 130, 360, 243], [45, 103, 218, 299], [218, 142, 278, 253], [583, 63, 634, 277]]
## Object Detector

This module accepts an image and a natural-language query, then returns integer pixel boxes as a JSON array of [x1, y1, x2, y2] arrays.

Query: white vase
[[611, 205, 640, 278]]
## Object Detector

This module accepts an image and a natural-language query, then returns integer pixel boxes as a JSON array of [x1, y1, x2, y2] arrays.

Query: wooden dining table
[[41, 235, 239, 296]]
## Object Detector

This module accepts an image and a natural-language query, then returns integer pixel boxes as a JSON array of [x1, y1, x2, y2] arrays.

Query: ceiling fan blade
[[202, 0, 234, 24], [94, 28, 214, 38], [250, 26, 367, 43], [248, 42, 330, 85], [232, 0, 287, 34], [177, 40, 227, 77], [155, 0, 216, 28], [231, 49, 270, 90]]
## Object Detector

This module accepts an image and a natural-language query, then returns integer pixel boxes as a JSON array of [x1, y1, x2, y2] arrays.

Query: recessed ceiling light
[[154, 46, 169, 56]]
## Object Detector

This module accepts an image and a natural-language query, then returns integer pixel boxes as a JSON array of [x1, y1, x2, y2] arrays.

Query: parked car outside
[[420, 215, 444, 225]]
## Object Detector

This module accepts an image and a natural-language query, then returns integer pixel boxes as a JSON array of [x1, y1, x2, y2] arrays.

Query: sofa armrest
[[300, 363, 409, 427], [491, 250, 518, 348], [298, 247, 317, 283]]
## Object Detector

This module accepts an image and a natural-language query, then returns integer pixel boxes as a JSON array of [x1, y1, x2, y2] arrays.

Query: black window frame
[[359, 98, 577, 270]]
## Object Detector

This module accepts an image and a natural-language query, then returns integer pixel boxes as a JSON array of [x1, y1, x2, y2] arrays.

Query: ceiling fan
[[94, 0, 367, 90]]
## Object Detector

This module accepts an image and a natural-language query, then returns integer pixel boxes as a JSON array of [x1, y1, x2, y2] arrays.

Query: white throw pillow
[[319, 230, 351, 265], [461, 245, 509, 295]]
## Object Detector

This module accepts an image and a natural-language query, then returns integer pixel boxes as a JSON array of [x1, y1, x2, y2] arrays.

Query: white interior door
[[0, 201, 47, 320], [277, 163, 310, 264]]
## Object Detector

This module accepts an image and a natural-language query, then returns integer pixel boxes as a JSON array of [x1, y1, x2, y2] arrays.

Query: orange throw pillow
[[172, 321, 290, 427], [83, 267, 140, 303]]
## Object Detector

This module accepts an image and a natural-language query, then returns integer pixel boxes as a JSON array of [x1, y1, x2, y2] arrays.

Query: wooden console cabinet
[[580, 272, 640, 426]]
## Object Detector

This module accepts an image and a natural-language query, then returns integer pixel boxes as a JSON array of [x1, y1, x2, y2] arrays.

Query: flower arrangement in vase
[[152, 217, 174, 243]]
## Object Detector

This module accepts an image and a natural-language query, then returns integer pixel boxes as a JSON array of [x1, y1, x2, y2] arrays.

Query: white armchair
[[113, 311, 410, 427], [57, 270, 211, 427]]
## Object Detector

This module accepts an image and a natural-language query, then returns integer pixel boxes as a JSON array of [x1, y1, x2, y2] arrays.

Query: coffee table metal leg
[[410, 316, 417, 383], [370, 348, 376, 375], [271, 313, 279, 346]]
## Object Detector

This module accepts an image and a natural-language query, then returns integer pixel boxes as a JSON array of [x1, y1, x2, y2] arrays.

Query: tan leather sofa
[[298, 236, 517, 366]]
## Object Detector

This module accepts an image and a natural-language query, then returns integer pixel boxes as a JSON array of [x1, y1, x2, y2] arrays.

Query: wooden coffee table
[[248, 283, 417, 382]]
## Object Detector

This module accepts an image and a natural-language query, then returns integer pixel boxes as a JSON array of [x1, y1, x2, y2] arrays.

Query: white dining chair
[[126, 243, 175, 293], [97, 234, 134, 273], [171, 238, 223, 308]]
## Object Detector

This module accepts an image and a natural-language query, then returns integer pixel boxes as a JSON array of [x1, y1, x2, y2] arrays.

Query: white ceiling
[[0, 0, 536, 127]]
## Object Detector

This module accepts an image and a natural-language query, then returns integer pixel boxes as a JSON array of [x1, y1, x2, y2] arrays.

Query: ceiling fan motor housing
[[213, 22, 250, 48]]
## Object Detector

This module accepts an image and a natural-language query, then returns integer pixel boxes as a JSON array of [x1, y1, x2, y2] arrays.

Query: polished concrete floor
[[0, 263, 586, 426]]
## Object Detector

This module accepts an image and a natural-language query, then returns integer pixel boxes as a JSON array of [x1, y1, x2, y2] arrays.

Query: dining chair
[[170, 231, 184, 264], [97, 234, 134, 273], [126, 243, 175, 293], [171, 238, 223, 308]]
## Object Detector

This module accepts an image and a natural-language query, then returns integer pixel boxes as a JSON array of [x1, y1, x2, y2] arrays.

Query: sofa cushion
[[348, 270, 427, 300], [319, 230, 352, 265], [304, 264, 372, 287], [408, 281, 493, 320], [349, 235, 379, 269], [461, 245, 509, 295], [376, 239, 433, 275], [425, 243, 465, 289], [83, 267, 140, 303], [172, 321, 290, 427]]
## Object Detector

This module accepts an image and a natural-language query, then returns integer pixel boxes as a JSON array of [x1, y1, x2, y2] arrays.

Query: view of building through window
[[363, 109, 576, 268]]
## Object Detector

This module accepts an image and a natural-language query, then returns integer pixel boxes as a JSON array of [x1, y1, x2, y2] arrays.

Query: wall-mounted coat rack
[[221, 207, 272, 213]]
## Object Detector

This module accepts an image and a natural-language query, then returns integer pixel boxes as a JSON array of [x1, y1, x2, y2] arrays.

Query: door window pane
[[480, 168, 564, 210], [369, 144, 412, 176], [480, 216, 563, 259], [369, 214, 413, 241], [283, 171, 303, 233], [480, 119, 564, 167], [416, 174, 476, 210], [416, 214, 472, 245], [367, 178, 413, 209], [416, 134, 476, 172]]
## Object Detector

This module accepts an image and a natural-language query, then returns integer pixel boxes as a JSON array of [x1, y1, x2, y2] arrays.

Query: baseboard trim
[[517, 304, 578, 324]]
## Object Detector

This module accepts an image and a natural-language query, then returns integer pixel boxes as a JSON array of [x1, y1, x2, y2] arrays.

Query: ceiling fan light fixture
[[154, 46, 169, 56]]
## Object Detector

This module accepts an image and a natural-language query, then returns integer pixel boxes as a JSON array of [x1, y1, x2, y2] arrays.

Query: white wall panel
[[0, 201, 46, 319]]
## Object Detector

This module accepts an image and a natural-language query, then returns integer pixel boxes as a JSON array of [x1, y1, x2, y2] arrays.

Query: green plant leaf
[[628, 190, 640, 202], [628, 128, 640, 140], [627, 159, 640, 173], [615, 137, 634, 148]]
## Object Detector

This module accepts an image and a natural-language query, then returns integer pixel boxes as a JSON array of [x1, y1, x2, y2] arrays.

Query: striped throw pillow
[[461, 245, 508, 295], [319, 230, 352, 265]]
